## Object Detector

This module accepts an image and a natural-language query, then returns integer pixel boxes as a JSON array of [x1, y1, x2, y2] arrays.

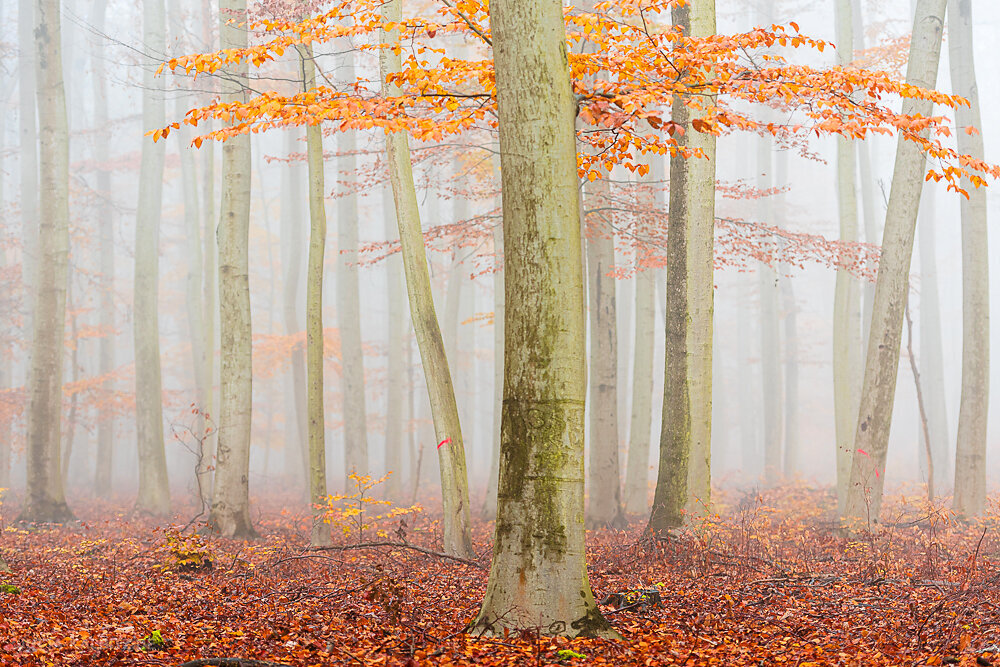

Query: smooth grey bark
[[19, 0, 74, 524], [209, 0, 255, 538], [91, 0, 114, 497], [949, 0, 989, 519], [19, 0, 38, 317], [472, 0, 616, 638], [624, 249, 656, 515], [380, 0, 473, 557], [844, 0, 946, 524], [585, 177, 624, 528], [757, 138, 783, 485], [775, 152, 799, 476], [134, 0, 171, 516]]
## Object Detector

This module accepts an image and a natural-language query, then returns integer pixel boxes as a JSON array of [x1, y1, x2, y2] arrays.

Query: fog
[[1, 0, 997, 519]]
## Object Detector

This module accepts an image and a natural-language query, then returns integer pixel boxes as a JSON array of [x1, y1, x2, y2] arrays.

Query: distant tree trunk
[[200, 2, 218, 499], [61, 262, 80, 485], [844, 0, 946, 525], [757, 138, 783, 486], [916, 185, 949, 487], [0, 72, 9, 489], [585, 178, 624, 528], [91, 0, 114, 497], [624, 249, 656, 515], [833, 0, 863, 513], [280, 130, 308, 485], [19, 0, 74, 524], [775, 152, 799, 477], [650, 0, 716, 532], [949, 0, 988, 519], [336, 52, 369, 484], [19, 0, 39, 319], [738, 283, 759, 477], [481, 217, 503, 518], [209, 0, 256, 538], [177, 104, 211, 508], [471, 0, 617, 638], [385, 185, 406, 501], [298, 45, 331, 547], [133, 0, 171, 516], [379, 0, 473, 557]]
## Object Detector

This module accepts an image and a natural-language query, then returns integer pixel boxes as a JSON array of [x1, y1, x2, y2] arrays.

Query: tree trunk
[[585, 178, 624, 528], [19, 0, 74, 524], [833, 0, 862, 513], [949, 0, 989, 519], [133, 0, 171, 516], [336, 51, 369, 484], [19, 0, 39, 322], [200, 0, 218, 496], [916, 185, 950, 488], [384, 185, 406, 501], [209, 0, 255, 538], [299, 45, 332, 547], [481, 216, 504, 518], [471, 0, 617, 638], [624, 249, 656, 515], [757, 137, 783, 486], [379, 0, 473, 557], [91, 0, 115, 497], [650, 0, 716, 532], [844, 0, 946, 525]]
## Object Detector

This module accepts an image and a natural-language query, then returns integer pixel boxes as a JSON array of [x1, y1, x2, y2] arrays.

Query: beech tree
[[19, 0, 74, 524], [209, 0, 256, 538], [471, 0, 616, 637], [844, 0, 948, 524], [949, 0, 989, 518]]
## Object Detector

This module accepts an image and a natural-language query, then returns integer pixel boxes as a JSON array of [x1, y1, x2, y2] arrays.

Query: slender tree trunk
[[471, 0, 616, 638], [844, 0, 947, 525], [624, 250, 656, 515], [19, 0, 74, 524], [61, 262, 79, 485], [916, 185, 950, 487], [209, 0, 255, 538], [0, 70, 9, 489], [949, 0, 989, 519], [379, 0, 473, 557], [781, 277, 799, 476], [200, 3, 218, 500], [585, 177, 624, 528], [336, 51, 369, 484], [385, 185, 406, 501], [650, 0, 716, 532], [833, 0, 863, 513], [133, 0, 171, 516], [482, 215, 503, 518], [19, 0, 38, 322], [90, 0, 115, 497], [298, 45, 332, 547], [757, 137, 783, 486]]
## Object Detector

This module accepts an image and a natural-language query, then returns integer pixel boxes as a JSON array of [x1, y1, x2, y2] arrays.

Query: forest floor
[[1, 484, 1000, 666]]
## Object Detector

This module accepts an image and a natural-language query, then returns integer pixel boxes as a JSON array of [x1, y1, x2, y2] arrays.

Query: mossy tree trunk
[[649, 0, 716, 533], [470, 0, 617, 639]]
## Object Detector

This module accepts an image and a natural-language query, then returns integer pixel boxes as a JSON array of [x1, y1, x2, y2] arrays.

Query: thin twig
[[310, 541, 486, 569]]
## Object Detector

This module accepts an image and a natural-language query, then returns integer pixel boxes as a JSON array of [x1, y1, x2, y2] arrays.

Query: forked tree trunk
[[585, 177, 624, 528], [833, 0, 862, 514], [649, 0, 716, 532], [91, 0, 115, 497], [300, 45, 331, 547], [844, 0, 947, 525], [949, 0, 989, 519], [379, 0, 473, 557], [19, 0, 74, 524], [471, 0, 617, 638], [209, 0, 256, 538]]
